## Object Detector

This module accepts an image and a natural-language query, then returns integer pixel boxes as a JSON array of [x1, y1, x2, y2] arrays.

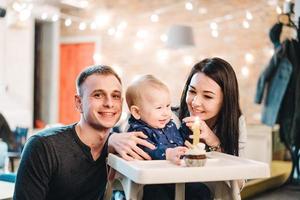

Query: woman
[[178, 57, 247, 199], [178, 57, 246, 157]]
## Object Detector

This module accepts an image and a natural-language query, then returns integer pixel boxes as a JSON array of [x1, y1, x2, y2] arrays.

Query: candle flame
[[194, 117, 200, 126]]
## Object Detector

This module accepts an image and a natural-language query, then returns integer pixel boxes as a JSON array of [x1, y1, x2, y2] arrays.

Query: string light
[[41, 13, 48, 20], [64, 18, 72, 26], [93, 53, 102, 64], [156, 49, 169, 62], [246, 11, 253, 20], [13, 2, 26, 12], [211, 30, 219, 38], [210, 22, 218, 30], [242, 20, 250, 29], [12, 0, 281, 38], [90, 22, 97, 30], [185, 2, 193, 11], [241, 66, 250, 77], [115, 31, 123, 39], [78, 0, 89, 8], [245, 53, 254, 63], [276, 6, 282, 14], [150, 14, 159, 22], [268, 48, 274, 56], [95, 14, 110, 28], [160, 34, 168, 42], [19, 10, 31, 21], [79, 22, 87, 30], [52, 14, 59, 22], [134, 41, 144, 50]]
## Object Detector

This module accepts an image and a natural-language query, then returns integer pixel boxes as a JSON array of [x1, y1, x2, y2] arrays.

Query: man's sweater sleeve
[[14, 136, 55, 200]]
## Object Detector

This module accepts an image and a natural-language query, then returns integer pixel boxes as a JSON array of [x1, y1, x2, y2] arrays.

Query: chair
[[7, 127, 28, 172], [13, 127, 28, 153]]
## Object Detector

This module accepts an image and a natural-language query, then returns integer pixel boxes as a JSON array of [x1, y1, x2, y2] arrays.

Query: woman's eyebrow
[[188, 85, 196, 89], [189, 85, 216, 95]]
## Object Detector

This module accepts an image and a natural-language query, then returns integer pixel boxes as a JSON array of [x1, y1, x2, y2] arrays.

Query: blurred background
[[0, 0, 300, 199]]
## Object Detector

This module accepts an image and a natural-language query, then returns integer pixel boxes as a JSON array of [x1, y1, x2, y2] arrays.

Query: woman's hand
[[166, 146, 188, 165], [182, 116, 221, 147], [108, 132, 156, 161]]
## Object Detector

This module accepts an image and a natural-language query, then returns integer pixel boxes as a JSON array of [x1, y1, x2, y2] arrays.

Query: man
[[14, 65, 154, 200]]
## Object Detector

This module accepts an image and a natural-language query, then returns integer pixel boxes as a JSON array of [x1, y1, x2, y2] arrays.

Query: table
[[107, 151, 270, 200], [0, 181, 14, 199]]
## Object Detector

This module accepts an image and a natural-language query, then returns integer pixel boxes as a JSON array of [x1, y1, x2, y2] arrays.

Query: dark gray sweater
[[14, 124, 108, 200]]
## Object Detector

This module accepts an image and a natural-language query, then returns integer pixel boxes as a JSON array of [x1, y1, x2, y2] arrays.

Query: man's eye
[[166, 104, 170, 108], [156, 106, 162, 109], [112, 95, 121, 100], [94, 93, 103, 98]]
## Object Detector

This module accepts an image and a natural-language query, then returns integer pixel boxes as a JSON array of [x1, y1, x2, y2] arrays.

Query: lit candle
[[192, 117, 200, 146]]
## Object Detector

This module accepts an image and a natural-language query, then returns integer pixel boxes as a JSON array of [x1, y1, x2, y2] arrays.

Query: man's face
[[77, 74, 122, 131]]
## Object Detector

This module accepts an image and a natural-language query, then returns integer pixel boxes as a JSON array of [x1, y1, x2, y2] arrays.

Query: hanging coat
[[254, 39, 293, 126], [255, 39, 300, 147]]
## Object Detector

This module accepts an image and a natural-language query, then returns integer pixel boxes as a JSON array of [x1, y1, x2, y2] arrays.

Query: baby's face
[[139, 88, 172, 129]]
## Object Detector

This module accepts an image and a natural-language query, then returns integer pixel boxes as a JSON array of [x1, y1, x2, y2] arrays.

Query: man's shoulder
[[25, 124, 76, 151], [32, 124, 76, 142]]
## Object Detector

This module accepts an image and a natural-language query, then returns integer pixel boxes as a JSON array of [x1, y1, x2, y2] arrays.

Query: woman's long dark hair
[[178, 57, 241, 156]]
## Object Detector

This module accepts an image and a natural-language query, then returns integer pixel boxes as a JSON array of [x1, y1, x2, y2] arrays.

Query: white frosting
[[186, 142, 206, 155]]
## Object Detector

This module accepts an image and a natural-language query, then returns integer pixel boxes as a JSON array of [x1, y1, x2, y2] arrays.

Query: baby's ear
[[130, 105, 141, 120]]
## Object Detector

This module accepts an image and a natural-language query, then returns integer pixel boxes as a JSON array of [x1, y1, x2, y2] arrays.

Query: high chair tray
[[107, 151, 270, 184]]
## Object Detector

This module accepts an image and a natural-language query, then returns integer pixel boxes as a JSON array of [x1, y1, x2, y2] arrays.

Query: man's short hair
[[76, 65, 121, 96], [125, 74, 169, 109]]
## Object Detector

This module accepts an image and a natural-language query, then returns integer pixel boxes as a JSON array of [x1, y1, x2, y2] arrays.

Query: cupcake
[[184, 142, 207, 167]]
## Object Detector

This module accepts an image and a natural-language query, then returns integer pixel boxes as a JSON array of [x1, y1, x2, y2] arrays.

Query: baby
[[126, 74, 187, 164], [124, 74, 212, 200]]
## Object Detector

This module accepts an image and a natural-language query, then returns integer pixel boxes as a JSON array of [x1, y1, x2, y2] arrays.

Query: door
[[59, 42, 95, 124]]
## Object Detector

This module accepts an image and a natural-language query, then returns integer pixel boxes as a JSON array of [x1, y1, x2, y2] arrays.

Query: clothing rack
[[284, 17, 300, 184], [287, 145, 300, 184]]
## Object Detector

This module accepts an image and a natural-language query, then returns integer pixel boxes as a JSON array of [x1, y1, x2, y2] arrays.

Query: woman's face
[[186, 72, 223, 123]]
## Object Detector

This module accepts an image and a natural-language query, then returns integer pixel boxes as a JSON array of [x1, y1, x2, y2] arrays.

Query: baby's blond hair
[[126, 74, 169, 109]]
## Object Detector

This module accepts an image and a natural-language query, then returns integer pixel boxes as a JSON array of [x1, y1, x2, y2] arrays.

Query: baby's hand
[[166, 146, 188, 165]]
